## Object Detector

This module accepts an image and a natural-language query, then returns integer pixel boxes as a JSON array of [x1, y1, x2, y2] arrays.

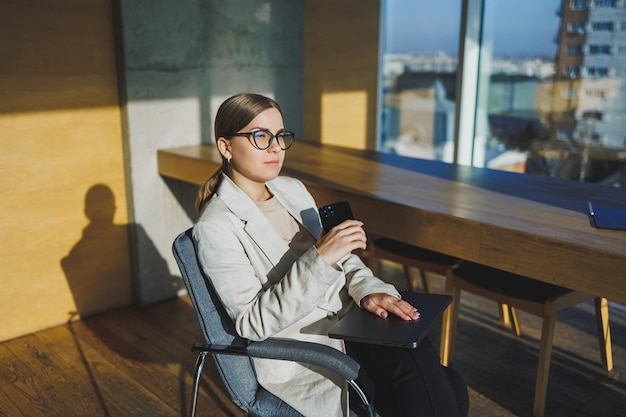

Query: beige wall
[[0, 0, 132, 341], [303, 0, 380, 150]]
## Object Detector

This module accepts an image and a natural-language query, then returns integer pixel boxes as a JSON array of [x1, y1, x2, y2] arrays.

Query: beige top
[[255, 196, 315, 258]]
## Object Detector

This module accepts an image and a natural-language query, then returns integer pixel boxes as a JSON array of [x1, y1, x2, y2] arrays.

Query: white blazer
[[193, 174, 400, 417]]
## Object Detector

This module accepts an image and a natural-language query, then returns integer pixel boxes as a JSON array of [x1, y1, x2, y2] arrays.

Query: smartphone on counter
[[318, 201, 355, 233]]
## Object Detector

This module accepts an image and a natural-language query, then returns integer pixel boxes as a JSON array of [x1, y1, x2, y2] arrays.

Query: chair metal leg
[[594, 297, 613, 371], [348, 379, 376, 417], [190, 351, 208, 417]]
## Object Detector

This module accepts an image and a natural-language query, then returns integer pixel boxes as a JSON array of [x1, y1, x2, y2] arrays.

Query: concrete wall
[[118, 0, 304, 305]]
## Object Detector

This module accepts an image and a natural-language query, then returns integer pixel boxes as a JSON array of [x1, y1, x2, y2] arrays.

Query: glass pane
[[475, 0, 626, 187], [379, 0, 461, 162]]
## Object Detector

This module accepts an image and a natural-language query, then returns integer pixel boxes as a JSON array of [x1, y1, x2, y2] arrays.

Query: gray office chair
[[172, 229, 378, 417]]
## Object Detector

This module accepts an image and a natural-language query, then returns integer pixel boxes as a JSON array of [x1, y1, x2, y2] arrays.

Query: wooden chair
[[441, 261, 613, 417], [368, 237, 459, 293], [368, 237, 520, 363], [368, 237, 472, 364]]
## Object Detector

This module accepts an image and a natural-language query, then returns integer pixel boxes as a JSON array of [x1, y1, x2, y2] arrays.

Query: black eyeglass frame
[[226, 129, 295, 150]]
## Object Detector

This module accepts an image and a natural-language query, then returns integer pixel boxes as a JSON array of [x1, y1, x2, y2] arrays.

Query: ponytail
[[195, 160, 227, 213]]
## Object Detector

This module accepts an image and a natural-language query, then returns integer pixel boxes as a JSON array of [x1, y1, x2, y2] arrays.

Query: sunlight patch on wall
[[321, 91, 368, 149]]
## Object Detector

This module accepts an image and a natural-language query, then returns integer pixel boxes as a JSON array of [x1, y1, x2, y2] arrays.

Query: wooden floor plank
[[0, 343, 67, 417], [33, 306, 239, 417], [34, 321, 179, 417], [138, 299, 245, 417], [34, 324, 150, 417], [84, 304, 240, 416], [0, 377, 27, 417], [4, 333, 111, 417]]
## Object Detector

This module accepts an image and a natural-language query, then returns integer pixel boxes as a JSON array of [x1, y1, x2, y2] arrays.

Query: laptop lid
[[328, 291, 452, 348]]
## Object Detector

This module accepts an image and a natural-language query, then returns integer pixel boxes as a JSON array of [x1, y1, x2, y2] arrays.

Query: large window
[[379, 0, 626, 187], [378, 0, 461, 162]]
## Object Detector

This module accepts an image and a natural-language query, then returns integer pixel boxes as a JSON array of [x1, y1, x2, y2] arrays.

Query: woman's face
[[219, 107, 286, 195]]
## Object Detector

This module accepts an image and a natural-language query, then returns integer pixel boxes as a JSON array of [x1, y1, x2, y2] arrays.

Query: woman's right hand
[[315, 219, 367, 266]]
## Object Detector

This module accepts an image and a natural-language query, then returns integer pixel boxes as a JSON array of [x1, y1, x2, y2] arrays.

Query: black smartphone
[[319, 201, 355, 233]]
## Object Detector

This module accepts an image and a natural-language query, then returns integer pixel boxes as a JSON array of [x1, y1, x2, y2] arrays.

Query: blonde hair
[[195, 93, 283, 213]]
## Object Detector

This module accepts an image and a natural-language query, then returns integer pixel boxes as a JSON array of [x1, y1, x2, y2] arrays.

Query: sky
[[384, 0, 562, 59]]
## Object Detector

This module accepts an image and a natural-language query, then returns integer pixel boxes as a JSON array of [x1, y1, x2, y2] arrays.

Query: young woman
[[193, 93, 468, 417]]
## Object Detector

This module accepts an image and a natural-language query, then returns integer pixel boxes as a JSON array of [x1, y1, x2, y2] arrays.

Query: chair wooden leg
[[498, 304, 511, 327], [403, 265, 415, 292], [419, 269, 430, 293], [498, 303, 511, 327], [533, 307, 557, 417], [509, 306, 522, 337], [497, 304, 522, 336], [594, 297, 613, 372], [440, 277, 460, 367]]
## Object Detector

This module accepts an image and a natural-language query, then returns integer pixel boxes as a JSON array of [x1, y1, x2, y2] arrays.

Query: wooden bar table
[[158, 141, 626, 304]]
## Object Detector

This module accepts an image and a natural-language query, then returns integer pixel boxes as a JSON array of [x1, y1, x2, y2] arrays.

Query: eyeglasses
[[227, 129, 295, 150]]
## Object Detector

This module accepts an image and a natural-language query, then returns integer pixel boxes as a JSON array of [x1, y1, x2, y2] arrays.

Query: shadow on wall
[[61, 184, 181, 319], [59, 184, 217, 417], [61, 184, 230, 417]]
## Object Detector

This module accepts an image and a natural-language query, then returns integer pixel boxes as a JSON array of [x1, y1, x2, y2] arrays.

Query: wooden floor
[[1, 261, 625, 417]]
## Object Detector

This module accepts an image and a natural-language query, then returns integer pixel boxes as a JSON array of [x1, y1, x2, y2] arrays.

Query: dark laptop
[[328, 291, 452, 348]]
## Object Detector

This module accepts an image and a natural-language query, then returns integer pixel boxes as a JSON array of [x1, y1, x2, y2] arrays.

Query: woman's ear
[[216, 137, 231, 161]]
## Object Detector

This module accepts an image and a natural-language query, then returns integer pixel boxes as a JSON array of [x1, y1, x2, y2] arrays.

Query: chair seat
[[373, 238, 457, 266], [452, 262, 573, 304]]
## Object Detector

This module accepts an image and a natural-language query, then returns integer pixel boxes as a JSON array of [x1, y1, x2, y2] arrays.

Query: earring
[[227, 157, 231, 163]]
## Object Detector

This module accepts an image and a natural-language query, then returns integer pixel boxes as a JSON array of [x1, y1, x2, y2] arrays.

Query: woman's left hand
[[361, 293, 420, 321]]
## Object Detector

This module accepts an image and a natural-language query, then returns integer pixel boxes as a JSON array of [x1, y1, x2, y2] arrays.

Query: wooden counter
[[158, 142, 626, 304]]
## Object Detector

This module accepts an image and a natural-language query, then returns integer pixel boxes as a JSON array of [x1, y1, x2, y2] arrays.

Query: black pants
[[346, 338, 469, 417]]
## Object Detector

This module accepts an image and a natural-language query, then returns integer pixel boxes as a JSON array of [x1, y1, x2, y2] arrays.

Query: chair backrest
[[172, 229, 302, 417]]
